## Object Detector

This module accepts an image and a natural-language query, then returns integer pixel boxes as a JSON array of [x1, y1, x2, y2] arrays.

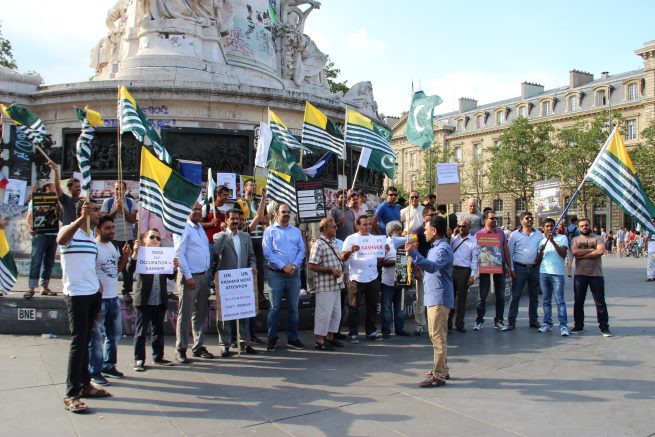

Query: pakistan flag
[[358, 147, 397, 179], [406, 91, 443, 149]]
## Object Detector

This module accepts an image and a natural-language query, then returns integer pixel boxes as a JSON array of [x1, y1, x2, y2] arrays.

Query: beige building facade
[[391, 39, 655, 231]]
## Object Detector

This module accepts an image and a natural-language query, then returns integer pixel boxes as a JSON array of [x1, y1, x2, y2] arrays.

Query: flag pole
[[116, 86, 128, 241]]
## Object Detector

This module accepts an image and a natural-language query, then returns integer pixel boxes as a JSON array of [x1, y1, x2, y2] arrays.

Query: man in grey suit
[[213, 208, 258, 356]]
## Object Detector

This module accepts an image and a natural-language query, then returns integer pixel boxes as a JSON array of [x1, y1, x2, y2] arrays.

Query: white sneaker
[[537, 325, 552, 333], [473, 322, 482, 331], [349, 335, 360, 344], [560, 326, 570, 336], [494, 321, 508, 331]]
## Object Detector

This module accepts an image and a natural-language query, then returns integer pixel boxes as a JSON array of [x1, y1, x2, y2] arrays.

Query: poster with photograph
[[31, 193, 59, 234], [476, 232, 504, 274], [216, 173, 238, 199], [534, 179, 561, 218], [3, 179, 27, 206]]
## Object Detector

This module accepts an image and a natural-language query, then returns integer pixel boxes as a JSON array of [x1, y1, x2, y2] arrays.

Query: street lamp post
[[505, 211, 511, 229]]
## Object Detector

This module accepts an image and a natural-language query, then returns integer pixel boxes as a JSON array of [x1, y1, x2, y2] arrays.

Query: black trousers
[[114, 240, 135, 294], [65, 292, 102, 398], [573, 275, 609, 331], [347, 279, 379, 336], [449, 267, 471, 328], [134, 305, 166, 362]]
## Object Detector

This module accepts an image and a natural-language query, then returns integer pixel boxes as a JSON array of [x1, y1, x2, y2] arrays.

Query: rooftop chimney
[[521, 82, 544, 99], [569, 70, 594, 88], [458, 97, 478, 113], [601, 71, 610, 79]]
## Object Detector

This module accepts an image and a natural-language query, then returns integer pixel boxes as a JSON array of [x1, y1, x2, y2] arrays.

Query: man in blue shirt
[[406, 215, 454, 388], [373, 186, 401, 236], [174, 202, 213, 364], [535, 218, 569, 336], [263, 202, 306, 352]]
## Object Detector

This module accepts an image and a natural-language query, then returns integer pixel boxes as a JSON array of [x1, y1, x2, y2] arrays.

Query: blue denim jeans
[[88, 297, 122, 374], [508, 264, 540, 325], [539, 273, 567, 327], [267, 269, 301, 341], [28, 234, 57, 289], [381, 283, 405, 333]]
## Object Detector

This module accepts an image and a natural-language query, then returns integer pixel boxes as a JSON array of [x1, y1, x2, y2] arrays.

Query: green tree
[[415, 142, 452, 196], [552, 111, 623, 218], [0, 23, 17, 70], [487, 117, 553, 208], [462, 156, 487, 207], [323, 55, 349, 94], [630, 119, 655, 200]]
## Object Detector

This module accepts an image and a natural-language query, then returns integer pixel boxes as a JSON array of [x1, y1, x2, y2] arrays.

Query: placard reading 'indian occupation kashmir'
[[135, 247, 175, 274], [295, 181, 327, 223], [358, 235, 386, 257], [217, 268, 256, 321]]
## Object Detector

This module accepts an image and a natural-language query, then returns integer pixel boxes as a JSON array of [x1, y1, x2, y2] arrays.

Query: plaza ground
[[1, 255, 653, 436]]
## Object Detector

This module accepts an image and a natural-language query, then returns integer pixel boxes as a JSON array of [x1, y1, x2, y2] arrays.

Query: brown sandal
[[79, 384, 111, 398], [64, 397, 89, 413], [40, 288, 57, 296], [23, 290, 36, 299]]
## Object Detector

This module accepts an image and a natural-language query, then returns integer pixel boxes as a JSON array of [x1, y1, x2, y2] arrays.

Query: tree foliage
[[630, 119, 655, 201], [414, 143, 452, 196], [0, 23, 17, 70], [552, 111, 623, 218], [462, 156, 487, 207], [487, 117, 553, 207], [323, 55, 349, 94]]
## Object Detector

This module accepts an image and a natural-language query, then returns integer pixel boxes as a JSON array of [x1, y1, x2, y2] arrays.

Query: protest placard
[[476, 232, 504, 274], [31, 193, 59, 234], [216, 268, 256, 321], [358, 235, 386, 257], [135, 247, 175, 274], [216, 173, 237, 199]]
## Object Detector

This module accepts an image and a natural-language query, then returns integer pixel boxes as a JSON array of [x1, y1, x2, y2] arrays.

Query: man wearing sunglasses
[[400, 190, 424, 235], [373, 186, 401, 236]]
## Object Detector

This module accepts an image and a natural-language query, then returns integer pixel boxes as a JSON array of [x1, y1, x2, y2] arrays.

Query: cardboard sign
[[476, 232, 504, 274], [31, 193, 59, 234], [216, 268, 257, 321], [216, 173, 237, 199], [358, 235, 386, 257], [436, 163, 460, 184], [135, 247, 175, 274], [295, 180, 327, 223]]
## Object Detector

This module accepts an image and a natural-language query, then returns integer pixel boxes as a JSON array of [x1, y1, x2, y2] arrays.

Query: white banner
[[217, 268, 256, 321], [135, 247, 175, 274], [358, 235, 386, 257], [436, 163, 459, 184]]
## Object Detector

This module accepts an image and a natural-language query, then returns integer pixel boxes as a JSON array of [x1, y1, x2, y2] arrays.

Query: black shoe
[[570, 327, 584, 334], [267, 337, 278, 352], [382, 332, 391, 339], [395, 330, 411, 337], [153, 358, 173, 366], [220, 347, 235, 358], [327, 338, 344, 347], [507, 323, 516, 331], [456, 326, 467, 333], [601, 329, 613, 337], [101, 366, 125, 379], [244, 345, 258, 354], [175, 351, 189, 364], [529, 322, 541, 329], [251, 335, 265, 345], [192, 347, 215, 359], [287, 339, 305, 350], [334, 332, 348, 340]]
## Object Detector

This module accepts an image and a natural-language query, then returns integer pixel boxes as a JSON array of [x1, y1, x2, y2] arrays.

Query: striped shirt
[[58, 226, 99, 296]]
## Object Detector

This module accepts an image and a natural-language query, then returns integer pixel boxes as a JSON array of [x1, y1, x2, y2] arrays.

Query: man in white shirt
[[449, 219, 478, 332], [400, 190, 424, 235], [174, 202, 213, 363], [58, 198, 109, 413], [341, 215, 386, 343], [89, 216, 131, 386]]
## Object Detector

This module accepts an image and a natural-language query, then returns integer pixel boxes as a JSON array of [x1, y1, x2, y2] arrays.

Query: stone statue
[[343, 81, 381, 119], [138, 0, 233, 30], [292, 34, 327, 87], [89, 0, 127, 71]]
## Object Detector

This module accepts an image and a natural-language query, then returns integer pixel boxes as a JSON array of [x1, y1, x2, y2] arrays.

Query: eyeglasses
[[410, 196, 419, 199], [388, 193, 398, 197], [488, 217, 497, 221], [148, 235, 161, 241]]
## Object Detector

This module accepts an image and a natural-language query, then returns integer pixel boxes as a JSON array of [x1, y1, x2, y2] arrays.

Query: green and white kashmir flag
[[268, 109, 304, 151], [139, 147, 201, 235], [266, 170, 298, 215], [0, 229, 17, 293], [75, 107, 103, 191], [302, 101, 345, 157], [405, 90, 443, 149], [346, 109, 396, 179], [118, 86, 172, 165], [0, 103, 47, 145], [268, 134, 308, 182]]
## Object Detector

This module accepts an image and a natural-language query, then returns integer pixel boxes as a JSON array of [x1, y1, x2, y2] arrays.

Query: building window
[[453, 203, 461, 213], [627, 83, 638, 101], [596, 90, 607, 106], [515, 199, 526, 212], [626, 119, 637, 140], [496, 111, 505, 125], [474, 143, 482, 159], [568, 96, 577, 112], [476, 115, 484, 129], [541, 101, 551, 116], [518, 106, 527, 118], [457, 119, 464, 131], [493, 198, 504, 212], [454, 146, 462, 162]]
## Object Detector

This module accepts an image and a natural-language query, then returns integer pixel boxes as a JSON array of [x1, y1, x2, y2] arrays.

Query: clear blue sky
[[1, 0, 654, 116]]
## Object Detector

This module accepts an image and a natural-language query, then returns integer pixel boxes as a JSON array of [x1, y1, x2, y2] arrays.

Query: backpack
[[566, 224, 578, 245], [107, 196, 133, 212]]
